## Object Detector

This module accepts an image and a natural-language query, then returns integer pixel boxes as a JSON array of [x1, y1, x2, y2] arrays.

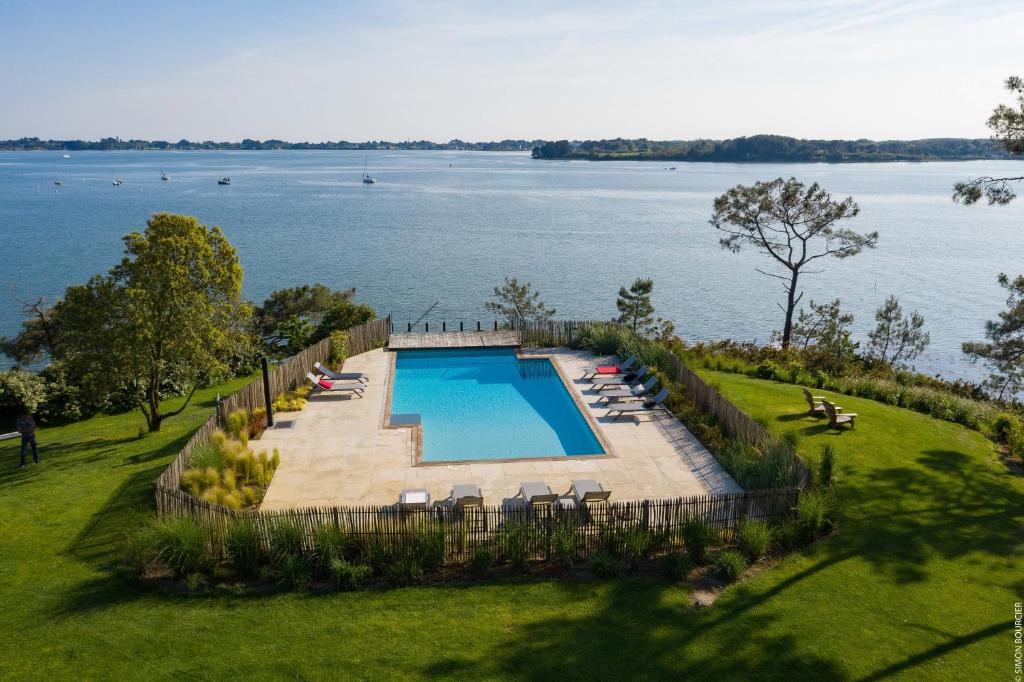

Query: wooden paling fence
[[514, 319, 619, 348], [665, 353, 812, 485], [154, 485, 802, 563], [154, 316, 391, 511]]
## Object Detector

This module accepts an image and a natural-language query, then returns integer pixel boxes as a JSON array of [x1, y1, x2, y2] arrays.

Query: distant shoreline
[[3, 133, 1019, 163], [530, 135, 1016, 163], [3, 148, 1019, 165]]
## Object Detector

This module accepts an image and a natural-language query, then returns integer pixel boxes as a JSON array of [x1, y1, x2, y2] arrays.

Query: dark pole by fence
[[261, 357, 274, 428]]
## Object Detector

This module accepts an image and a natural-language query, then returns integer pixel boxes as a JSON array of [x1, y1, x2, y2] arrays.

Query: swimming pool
[[390, 348, 605, 462]]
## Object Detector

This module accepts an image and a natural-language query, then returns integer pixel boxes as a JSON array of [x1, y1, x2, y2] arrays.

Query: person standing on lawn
[[16, 410, 39, 468]]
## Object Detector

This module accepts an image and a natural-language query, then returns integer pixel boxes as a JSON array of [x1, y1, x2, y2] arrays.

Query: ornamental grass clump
[[622, 526, 653, 570], [329, 557, 372, 591], [500, 522, 535, 572], [179, 430, 279, 509], [662, 551, 693, 581], [311, 523, 354, 574], [796, 488, 838, 540], [678, 515, 717, 564], [588, 552, 620, 578], [413, 523, 446, 572], [716, 437, 800, 490], [273, 554, 312, 590], [387, 557, 424, 587], [225, 409, 249, 443], [267, 517, 306, 562], [818, 443, 837, 487], [713, 549, 748, 583], [225, 518, 264, 578], [468, 544, 495, 578], [145, 517, 212, 578], [188, 441, 226, 471], [550, 523, 583, 569], [272, 385, 311, 412], [736, 519, 774, 561]]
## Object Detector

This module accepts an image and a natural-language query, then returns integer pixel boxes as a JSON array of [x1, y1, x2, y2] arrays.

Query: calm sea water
[[1, 150, 1022, 381]]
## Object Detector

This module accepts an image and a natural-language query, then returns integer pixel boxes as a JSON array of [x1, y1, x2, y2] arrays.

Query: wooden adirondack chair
[[802, 387, 827, 416], [822, 399, 857, 429]]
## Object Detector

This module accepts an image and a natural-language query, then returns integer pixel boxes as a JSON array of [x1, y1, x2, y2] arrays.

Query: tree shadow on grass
[[420, 578, 846, 680], [835, 448, 1024, 585], [0, 436, 136, 494], [858, 620, 1005, 682], [63, 431, 193, 567], [775, 412, 818, 423]]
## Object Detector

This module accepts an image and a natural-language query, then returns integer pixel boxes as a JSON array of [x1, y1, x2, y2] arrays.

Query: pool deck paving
[[259, 347, 740, 510]]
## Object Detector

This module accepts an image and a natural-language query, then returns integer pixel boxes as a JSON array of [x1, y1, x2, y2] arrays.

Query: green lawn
[[0, 371, 1019, 680]]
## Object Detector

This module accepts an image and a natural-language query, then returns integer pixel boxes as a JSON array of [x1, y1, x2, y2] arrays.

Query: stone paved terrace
[[259, 347, 740, 509]]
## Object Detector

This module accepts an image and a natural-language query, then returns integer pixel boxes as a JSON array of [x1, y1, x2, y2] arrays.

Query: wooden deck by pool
[[387, 330, 520, 350]]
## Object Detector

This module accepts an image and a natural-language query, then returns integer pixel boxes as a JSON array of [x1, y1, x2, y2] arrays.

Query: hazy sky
[[1, 0, 1020, 141]]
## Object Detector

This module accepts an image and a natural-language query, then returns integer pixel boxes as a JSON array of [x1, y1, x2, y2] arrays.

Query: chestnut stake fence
[[154, 484, 802, 563]]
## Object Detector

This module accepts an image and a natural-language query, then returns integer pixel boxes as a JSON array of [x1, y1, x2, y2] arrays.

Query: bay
[[1, 149, 1022, 381]]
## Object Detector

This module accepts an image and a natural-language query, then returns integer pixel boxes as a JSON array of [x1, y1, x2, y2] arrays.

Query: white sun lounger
[[399, 488, 430, 510], [313, 361, 368, 384], [452, 483, 483, 508], [306, 372, 366, 397], [600, 376, 658, 403], [520, 481, 558, 506], [606, 388, 669, 421], [571, 479, 612, 504]]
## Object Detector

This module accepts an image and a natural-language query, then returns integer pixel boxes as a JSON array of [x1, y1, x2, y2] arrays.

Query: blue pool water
[[390, 348, 604, 462]]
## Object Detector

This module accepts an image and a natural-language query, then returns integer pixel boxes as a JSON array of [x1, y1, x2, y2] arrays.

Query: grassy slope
[[0, 372, 1019, 680]]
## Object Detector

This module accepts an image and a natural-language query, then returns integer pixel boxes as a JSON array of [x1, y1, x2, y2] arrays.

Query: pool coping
[[381, 347, 615, 467]]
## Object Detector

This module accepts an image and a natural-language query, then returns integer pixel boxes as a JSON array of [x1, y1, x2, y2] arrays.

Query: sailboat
[[217, 167, 230, 185], [62, 145, 70, 159], [361, 156, 376, 184]]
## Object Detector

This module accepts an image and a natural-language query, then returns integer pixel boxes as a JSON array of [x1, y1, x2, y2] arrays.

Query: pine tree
[[866, 295, 929, 367], [616, 277, 655, 333]]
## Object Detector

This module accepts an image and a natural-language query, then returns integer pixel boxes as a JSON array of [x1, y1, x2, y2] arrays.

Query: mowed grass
[[0, 371, 1020, 680]]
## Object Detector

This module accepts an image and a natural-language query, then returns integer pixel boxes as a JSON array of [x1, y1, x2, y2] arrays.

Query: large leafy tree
[[962, 274, 1024, 399], [953, 76, 1024, 205], [710, 177, 878, 349], [254, 284, 374, 355], [484, 276, 555, 326], [616, 277, 655, 333], [866, 295, 929, 368], [59, 213, 250, 432]]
